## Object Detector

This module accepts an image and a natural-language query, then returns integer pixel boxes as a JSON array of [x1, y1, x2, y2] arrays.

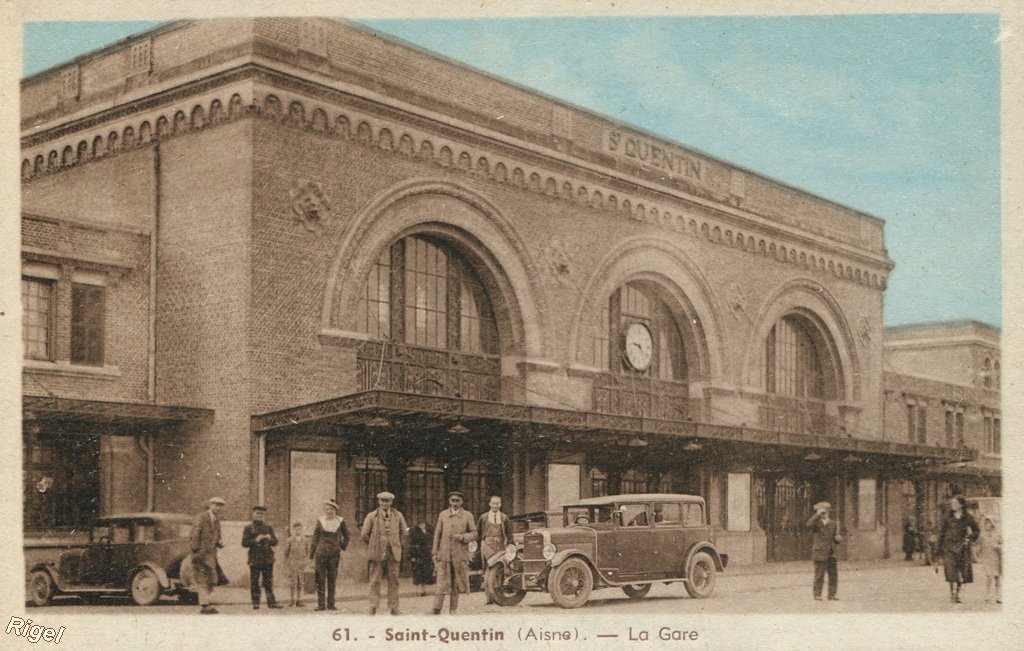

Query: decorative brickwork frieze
[[23, 66, 889, 293]]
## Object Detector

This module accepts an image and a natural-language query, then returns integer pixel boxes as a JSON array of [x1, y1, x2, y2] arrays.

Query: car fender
[[485, 550, 509, 568], [130, 562, 171, 589], [683, 544, 726, 573], [29, 564, 65, 592], [549, 549, 593, 569]]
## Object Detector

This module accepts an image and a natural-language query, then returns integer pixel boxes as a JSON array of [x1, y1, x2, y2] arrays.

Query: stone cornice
[[21, 64, 892, 291]]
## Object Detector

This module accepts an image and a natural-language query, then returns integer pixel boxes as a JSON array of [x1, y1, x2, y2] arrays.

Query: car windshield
[[564, 505, 615, 525], [510, 515, 546, 534]]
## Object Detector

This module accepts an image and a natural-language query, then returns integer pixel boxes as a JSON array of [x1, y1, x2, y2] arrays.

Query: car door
[[651, 502, 686, 577], [598, 502, 653, 581], [79, 523, 114, 585], [102, 522, 134, 586]]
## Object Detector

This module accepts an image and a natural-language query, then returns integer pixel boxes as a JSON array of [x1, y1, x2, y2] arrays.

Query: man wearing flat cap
[[361, 491, 409, 615], [189, 497, 229, 614], [242, 506, 282, 609], [431, 490, 477, 614], [806, 500, 843, 601]]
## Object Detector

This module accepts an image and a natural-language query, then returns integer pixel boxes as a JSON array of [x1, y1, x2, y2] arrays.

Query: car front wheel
[[130, 569, 161, 606], [29, 570, 55, 607], [548, 557, 593, 609], [622, 583, 651, 599], [684, 551, 716, 598], [485, 564, 526, 607]]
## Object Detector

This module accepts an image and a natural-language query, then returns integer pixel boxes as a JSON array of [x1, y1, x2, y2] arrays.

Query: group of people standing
[[185, 490, 513, 615], [805, 495, 1001, 606]]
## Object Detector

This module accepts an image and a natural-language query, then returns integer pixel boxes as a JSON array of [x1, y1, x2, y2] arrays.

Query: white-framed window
[[22, 276, 55, 360], [983, 411, 1001, 455], [905, 397, 927, 444]]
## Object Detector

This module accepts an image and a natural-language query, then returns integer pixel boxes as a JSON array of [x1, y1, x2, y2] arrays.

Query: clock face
[[624, 322, 654, 371]]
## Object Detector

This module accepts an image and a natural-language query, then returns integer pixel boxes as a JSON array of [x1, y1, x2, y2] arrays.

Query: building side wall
[[154, 121, 254, 520]]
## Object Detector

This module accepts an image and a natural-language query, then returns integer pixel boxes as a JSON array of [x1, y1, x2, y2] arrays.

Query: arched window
[[356, 235, 498, 354], [983, 357, 993, 389], [765, 315, 827, 399], [594, 281, 686, 381]]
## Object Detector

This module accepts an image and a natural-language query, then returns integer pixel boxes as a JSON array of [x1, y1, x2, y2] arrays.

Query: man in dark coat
[[806, 500, 843, 601], [242, 506, 282, 609], [431, 490, 477, 615], [190, 496, 228, 614]]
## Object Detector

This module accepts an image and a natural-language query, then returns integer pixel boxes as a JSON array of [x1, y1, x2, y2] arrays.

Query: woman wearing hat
[[310, 499, 350, 611], [431, 490, 477, 615], [937, 495, 980, 603]]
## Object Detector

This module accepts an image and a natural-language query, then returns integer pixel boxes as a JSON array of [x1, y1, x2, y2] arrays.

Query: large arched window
[[765, 315, 825, 400], [762, 313, 838, 434], [356, 235, 498, 354], [594, 281, 687, 381]]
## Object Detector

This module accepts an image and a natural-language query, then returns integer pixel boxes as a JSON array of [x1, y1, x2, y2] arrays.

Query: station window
[[71, 283, 106, 366], [357, 236, 498, 354], [21, 277, 54, 360]]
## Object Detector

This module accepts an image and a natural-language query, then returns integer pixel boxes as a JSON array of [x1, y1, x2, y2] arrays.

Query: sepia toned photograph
[[4, 2, 1019, 649]]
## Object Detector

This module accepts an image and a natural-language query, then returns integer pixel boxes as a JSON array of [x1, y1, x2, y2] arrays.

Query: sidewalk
[[212, 557, 919, 605]]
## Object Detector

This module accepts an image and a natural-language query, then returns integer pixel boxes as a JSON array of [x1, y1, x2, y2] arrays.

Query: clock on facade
[[624, 322, 654, 371]]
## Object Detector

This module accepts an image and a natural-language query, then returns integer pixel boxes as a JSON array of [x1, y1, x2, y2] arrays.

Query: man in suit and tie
[[477, 496, 512, 605], [806, 500, 843, 601], [190, 496, 228, 614]]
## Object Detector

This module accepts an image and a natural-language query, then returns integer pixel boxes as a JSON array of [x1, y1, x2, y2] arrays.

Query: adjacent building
[[21, 18, 994, 580]]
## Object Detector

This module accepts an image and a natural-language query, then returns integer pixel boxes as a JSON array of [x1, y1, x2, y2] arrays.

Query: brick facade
[[21, 19, 997, 582]]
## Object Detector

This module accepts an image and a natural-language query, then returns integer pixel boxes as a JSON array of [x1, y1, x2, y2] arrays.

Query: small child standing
[[284, 522, 311, 607], [978, 516, 1001, 604]]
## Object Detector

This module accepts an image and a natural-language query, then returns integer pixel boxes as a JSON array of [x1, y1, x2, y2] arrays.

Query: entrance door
[[290, 451, 337, 534], [763, 476, 823, 562]]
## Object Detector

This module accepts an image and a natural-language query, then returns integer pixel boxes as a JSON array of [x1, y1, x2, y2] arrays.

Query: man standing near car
[[476, 496, 511, 605], [806, 500, 843, 601], [190, 497, 227, 614], [431, 490, 477, 615], [361, 491, 408, 615], [242, 505, 282, 609]]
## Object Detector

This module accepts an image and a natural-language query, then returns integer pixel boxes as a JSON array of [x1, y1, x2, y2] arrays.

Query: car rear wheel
[[548, 557, 593, 609], [485, 564, 526, 607], [130, 569, 161, 606], [684, 551, 716, 598], [29, 570, 55, 607], [622, 583, 651, 599]]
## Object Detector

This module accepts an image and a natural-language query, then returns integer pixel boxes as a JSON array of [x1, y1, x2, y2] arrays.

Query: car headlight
[[542, 543, 556, 560], [504, 544, 518, 562]]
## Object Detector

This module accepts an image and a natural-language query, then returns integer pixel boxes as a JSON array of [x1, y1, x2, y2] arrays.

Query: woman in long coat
[[937, 495, 980, 603], [408, 521, 435, 595]]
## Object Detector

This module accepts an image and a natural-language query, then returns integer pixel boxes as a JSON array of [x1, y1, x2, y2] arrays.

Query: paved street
[[31, 559, 1000, 616]]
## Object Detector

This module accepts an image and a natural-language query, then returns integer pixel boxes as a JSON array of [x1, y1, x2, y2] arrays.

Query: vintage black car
[[28, 513, 197, 607], [484, 494, 727, 608]]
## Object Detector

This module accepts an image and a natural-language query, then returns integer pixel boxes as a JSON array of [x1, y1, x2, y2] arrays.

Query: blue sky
[[22, 16, 1002, 327]]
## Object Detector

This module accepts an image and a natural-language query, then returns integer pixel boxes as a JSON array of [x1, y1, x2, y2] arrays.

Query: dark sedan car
[[485, 494, 728, 608], [28, 513, 197, 607]]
